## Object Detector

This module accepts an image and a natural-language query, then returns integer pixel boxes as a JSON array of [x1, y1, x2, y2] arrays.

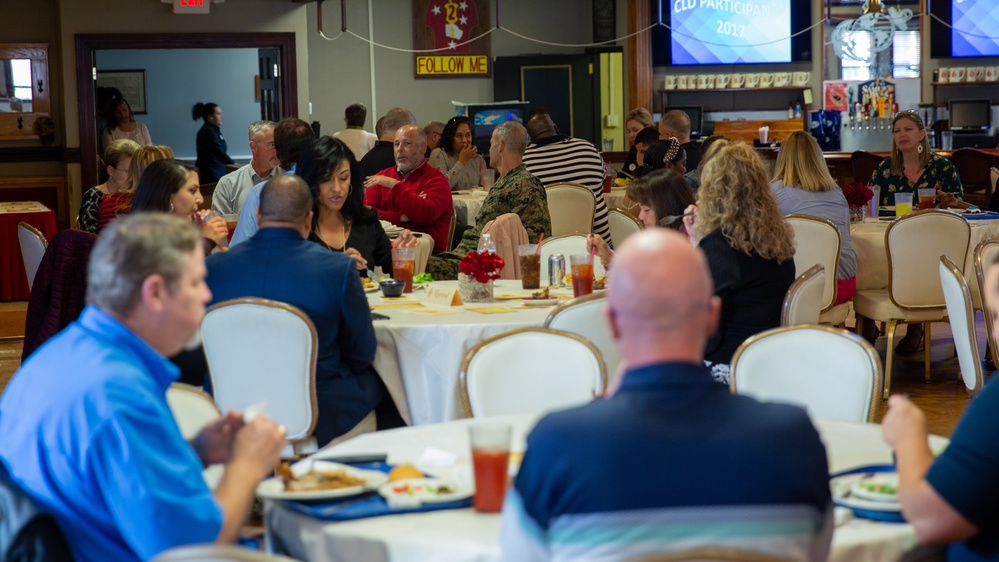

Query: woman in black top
[[192, 102, 234, 184], [683, 141, 796, 383], [297, 136, 417, 277]]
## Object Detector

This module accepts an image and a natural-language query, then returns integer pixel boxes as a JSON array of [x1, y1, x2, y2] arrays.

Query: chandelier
[[831, 0, 913, 63]]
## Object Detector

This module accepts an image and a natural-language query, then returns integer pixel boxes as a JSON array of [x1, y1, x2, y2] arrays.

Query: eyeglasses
[[114, 167, 129, 174]]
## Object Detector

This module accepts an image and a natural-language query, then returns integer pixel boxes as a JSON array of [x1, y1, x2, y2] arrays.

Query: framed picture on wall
[[96, 69, 147, 114]]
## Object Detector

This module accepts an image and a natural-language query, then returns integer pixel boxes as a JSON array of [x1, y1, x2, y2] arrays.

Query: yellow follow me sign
[[416, 55, 489, 76]]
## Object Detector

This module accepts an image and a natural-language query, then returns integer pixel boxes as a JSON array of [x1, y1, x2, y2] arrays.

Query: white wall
[[96, 49, 260, 161]]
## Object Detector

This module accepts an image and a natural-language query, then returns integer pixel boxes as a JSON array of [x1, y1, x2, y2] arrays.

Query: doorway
[[75, 33, 298, 190]]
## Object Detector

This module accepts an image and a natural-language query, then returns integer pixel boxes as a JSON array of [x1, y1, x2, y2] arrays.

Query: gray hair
[[382, 107, 418, 136], [87, 213, 202, 317], [494, 121, 528, 156], [424, 120, 444, 135], [248, 120, 275, 141]]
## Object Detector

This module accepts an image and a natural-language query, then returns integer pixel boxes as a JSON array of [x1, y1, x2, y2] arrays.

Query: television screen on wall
[[651, 0, 811, 65], [931, 0, 999, 58]]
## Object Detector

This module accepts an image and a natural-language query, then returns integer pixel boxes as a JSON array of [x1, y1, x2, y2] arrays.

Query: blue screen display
[[670, 0, 791, 65], [952, 0, 999, 57]]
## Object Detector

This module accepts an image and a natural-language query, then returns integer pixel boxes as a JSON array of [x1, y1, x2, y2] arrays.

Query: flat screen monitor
[[663, 106, 703, 137], [464, 105, 527, 155], [931, 0, 999, 58], [651, 0, 811, 65], [948, 99, 992, 131]]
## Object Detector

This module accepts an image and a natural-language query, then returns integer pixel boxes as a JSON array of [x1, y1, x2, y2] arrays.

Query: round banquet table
[[266, 414, 949, 562], [451, 190, 488, 228], [370, 280, 580, 426], [604, 185, 630, 212], [0, 201, 57, 301], [851, 215, 999, 309]]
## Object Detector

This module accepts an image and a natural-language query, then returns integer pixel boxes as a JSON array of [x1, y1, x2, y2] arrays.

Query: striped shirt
[[523, 136, 612, 246]]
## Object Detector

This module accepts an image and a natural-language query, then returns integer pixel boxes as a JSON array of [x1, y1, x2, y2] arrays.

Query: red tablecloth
[[0, 202, 57, 301]]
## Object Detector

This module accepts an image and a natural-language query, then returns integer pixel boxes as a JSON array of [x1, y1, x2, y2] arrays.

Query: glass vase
[[850, 204, 867, 224], [458, 273, 494, 303]]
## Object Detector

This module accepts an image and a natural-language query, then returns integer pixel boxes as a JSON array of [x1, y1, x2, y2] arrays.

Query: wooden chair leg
[[884, 319, 901, 400], [924, 322, 932, 382]]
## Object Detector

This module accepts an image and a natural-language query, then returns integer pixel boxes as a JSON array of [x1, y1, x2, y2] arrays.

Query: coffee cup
[[938, 67, 949, 83], [974, 67, 985, 81], [730, 73, 745, 87], [759, 73, 774, 88], [745, 73, 760, 88], [706, 74, 715, 88], [774, 72, 790, 87], [696, 74, 708, 89], [952, 67, 965, 82], [986, 66, 997, 82], [678, 75, 689, 89], [792, 71, 810, 86], [716, 74, 730, 88], [664, 75, 677, 90]]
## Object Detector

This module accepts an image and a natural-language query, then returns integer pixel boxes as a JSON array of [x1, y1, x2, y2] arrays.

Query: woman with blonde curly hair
[[683, 141, 796, 383]]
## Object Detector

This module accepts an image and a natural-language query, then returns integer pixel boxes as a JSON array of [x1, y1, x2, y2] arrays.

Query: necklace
[[317, 220, 349, 252]]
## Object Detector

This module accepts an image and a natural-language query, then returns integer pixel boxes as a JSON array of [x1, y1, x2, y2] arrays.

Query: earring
[[917, 144, 924, 154], [169, 202, 174, 213]]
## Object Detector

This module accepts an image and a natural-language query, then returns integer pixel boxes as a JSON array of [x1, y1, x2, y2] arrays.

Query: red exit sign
[[173, 0, 210, 14]]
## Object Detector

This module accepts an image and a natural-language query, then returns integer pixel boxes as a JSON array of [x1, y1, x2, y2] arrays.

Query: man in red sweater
[[363, 124, 453, 252]]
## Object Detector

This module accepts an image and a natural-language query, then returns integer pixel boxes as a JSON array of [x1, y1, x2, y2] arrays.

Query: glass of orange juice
[[894, 192, 913, 217]]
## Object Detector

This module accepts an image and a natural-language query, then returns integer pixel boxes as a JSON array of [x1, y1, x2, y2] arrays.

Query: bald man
[[500, 229, 833, 562], [363, 124, 453, 252]]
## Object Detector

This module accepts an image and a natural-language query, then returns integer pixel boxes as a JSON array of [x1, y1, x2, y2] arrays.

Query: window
[[841, 31, 873, 81], [838, 29, 921, 80], [11, 59, 32, 100]]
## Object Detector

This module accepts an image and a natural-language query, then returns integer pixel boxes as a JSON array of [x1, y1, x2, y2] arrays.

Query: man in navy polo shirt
[[500, 229, 832, 561]]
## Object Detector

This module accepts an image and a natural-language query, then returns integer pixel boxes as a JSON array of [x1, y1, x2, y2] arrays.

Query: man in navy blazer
[[206, 174, 395, 446]]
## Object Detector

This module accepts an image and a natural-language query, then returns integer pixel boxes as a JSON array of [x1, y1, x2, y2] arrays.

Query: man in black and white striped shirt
[[522, 112, 612, 247]]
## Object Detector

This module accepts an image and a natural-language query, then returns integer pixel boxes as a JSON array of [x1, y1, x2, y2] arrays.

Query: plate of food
[[830, 471, 901, 515], [362, 278, 379, 293], [378, 478, 472, 504], [256, 460, 388, 501], [849, 473, 899, 503]]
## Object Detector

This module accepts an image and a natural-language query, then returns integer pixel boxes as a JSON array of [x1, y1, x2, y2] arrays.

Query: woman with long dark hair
[[427, 116, 486, 191], [101, 98, 152, 153], [192, 102, 234, 184], [132, 159, 229, 253]]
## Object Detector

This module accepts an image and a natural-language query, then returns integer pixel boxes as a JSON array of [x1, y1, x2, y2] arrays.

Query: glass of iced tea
[[223, 214, 239, 242], [917, 188, 936, 210], [569, 254, 594, 297], [519, 244, 541, 290], [469, 423, 511, 513], [392, 247, 416, 293]]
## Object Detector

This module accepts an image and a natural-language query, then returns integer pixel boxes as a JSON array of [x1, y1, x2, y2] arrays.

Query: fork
[[658, 212, 694, 227]]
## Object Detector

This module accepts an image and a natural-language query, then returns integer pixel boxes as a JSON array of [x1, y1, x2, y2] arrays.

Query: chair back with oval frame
[[974, 239, 999, 367], [17, 222, 48, 291], [730, 325, 882, 423], [781, 264, 825, 327], [544, 292, 620, 374], [540, 234, 606, 279], [607, 208, 643, 247], [950, 148, 995, 207], [886, 210, 970, 309], [202, 298, 318, 455], [166, 383, 222, 440], [784, 215, 840, 312], [940, 255, 984, 395], [460, 327, 606, 417], [545, 182, 596, 237]]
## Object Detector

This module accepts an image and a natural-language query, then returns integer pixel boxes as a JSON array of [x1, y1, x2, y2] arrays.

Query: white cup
[[706, 75, 716, 88], [745, 73, 760, 88], [952, 67, 965, 82], [938, 67, 949, 83], [696, 74, 708, 89], [759, 73, 774, 88], [664, 75, 677, 90], [974, 67, 985, 81], [774, 72, 790, 87], [792, 71, 810, 86], [986, 66, 997, 82], [716, 74, 730, 88], [678, 75, 689, 89], [730, 73, 745, 87]]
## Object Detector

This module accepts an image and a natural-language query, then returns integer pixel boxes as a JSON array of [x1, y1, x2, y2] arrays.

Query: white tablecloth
[[371, 280, 575, 425], [452, 190, 488, 227], [604, 186, 630, 212], [267, 415, 949, 562], [851, 216, 999, 307]]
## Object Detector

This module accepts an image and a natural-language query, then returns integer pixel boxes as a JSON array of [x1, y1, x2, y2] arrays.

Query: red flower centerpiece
[[842, 182, 875, 222], [458, 251, 504, 302]]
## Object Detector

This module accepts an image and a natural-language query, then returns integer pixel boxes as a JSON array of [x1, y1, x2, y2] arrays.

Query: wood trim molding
[[75, 33, 298, 190], [627, 0, 652, 115]]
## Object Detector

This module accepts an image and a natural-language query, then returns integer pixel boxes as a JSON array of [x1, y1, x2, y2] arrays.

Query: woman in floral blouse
[[871, 111, 968, 209], [868, 110, 969, 354]]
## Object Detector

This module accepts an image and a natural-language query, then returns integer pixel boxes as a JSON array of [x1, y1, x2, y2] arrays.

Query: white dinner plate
[[378, 478, 472, 504], [849, 473, 899, 503], [256, 461, 388, 501], [520, 298, 560, 307], [364, 285, 379, 293], [830, 472, 901, 512]]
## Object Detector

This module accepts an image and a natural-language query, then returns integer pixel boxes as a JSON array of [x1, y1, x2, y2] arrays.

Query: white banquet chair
[[852, 209, 970, 398], [940, 256, 984, 395], [607, 208, 643, 247], [544, 293, 620, 375], [781, 264, 825, 327], [460, 327, 606, 417], [974, 239, 999, 367], [17, 222, 48, 291], [166, 383, 221, 440], [540, 234, 606, 279], [152, 544, 298, 562], [730, 325, 882, 423], [546, 182, 596, 237], [784, 214, 848, 326], [202, 298, 318, 457]]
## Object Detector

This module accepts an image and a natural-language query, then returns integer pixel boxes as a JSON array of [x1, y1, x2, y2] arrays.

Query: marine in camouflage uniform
[[426, 163, 552, 280]]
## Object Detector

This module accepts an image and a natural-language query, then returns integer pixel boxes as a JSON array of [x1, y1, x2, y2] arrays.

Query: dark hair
[[132, 159, 200, 213], [274, 118, 317, 168], [635, 138, 684, 178], [626, 169, 695, 233], [106, 98, 135, 129], [439, 116, 471, 156], [191, 102, 219, 122], [296, 136, 376, 229], [633, 127, 660, 148], [344, 103, 367, 127]]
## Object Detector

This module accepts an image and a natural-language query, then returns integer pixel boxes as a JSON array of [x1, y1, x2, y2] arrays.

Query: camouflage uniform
[[426, 163, 552, 280]]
